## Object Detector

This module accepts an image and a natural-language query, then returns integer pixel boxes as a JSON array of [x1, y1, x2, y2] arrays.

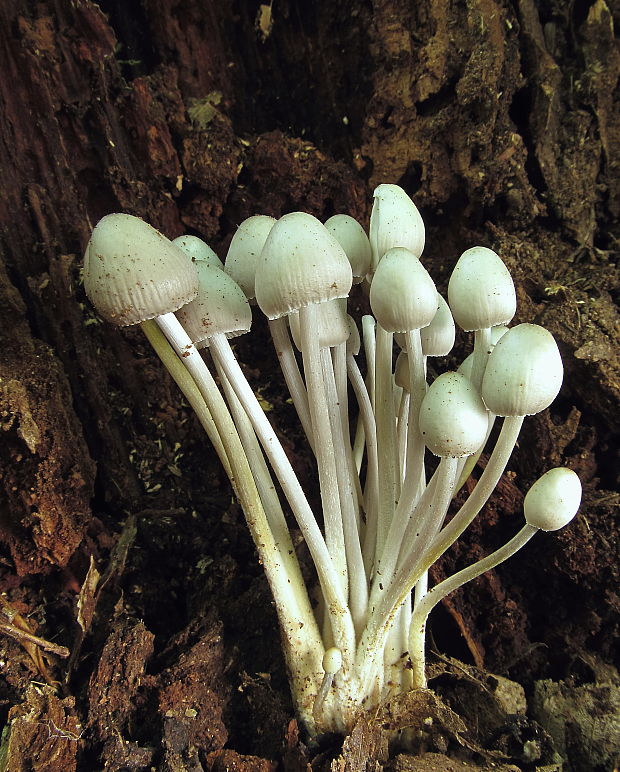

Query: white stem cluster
[[83, 191, 581, 737]]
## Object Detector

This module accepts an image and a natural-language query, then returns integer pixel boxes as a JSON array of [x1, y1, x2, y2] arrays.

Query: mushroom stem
[[207, 329, 356, 666], [268, 317, 315, 451], [374, 324, 397, 568], [140, 320, 232, 481], [426, 416, 524, 569], [358, 456, 458, 696], [321, 346, 368, 633], [409, 524, 538, 688], [470, 326, 492, 393], [154, 312, 326, 729], [347, 351, 379, 575], [299, 304, 349, 604], [403, 329, 427, 503]]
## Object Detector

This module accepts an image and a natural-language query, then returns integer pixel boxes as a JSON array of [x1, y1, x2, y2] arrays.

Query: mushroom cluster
[[83, 186, 581, 736]]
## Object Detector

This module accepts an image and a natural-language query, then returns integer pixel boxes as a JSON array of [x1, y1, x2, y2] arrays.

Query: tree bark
[[0, 1, 618, 769]]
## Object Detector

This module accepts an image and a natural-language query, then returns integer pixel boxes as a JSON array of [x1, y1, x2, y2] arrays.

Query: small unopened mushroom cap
[[481, 323, 563, 416], [421, 294, 456, 357], [448, 246, 516, 331], [369, 184, 425, 273], [394, 351, 410, 391], [419, 371, 489, 457], [255, 212, 352, 319], [225, 215, 277, 300], [322, 647, 342, 674], [84, 214, 199, 326], [524, 467, 582, 531], [325, 214, 371, 283], [369, 247, 437, 332], [176, 261, 251, 346], [289, 298, 350, 349], [172, 235, 223, 269]]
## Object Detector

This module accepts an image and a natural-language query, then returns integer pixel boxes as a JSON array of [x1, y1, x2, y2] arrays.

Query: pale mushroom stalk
[[298, 304, 350, 603], [362, 315, 377, 412], [396, 388, 410, 480], [409, 464, 582, 690], [268, 316, 315, 451], [140, 320, 232, 481], [346, 350, 379, 575], [321, 345, 368, 633], [373, 323, 398, 568], [155, 312, 327, 729], [214, 361, 299, 564], [426, 415, 524, 570], [207, 329, 357, 665], [409, 524, 538, 688], [470, 326, 492, 393], [332, 342, 362, 513], [313, 647, 344, 732], [353, 315, 377, 474], [357, 455, 459, 697], [369, 247, 438, 586], [363, 369, 489, 691], [403, 329, 427, 501]]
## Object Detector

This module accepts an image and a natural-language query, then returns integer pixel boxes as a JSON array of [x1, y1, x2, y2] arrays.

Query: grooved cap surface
[[84, 213, 198, 326]]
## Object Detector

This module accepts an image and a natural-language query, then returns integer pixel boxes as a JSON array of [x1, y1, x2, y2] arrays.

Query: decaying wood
[[0, 1, 617, 769]]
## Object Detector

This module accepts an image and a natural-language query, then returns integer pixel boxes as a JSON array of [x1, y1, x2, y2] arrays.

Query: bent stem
[[409, 524, 538, 688], [154, 312, 326, 731], [140, 320, 231, 481]]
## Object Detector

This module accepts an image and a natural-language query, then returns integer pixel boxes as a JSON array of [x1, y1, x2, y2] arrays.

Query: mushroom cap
[[419, 371, 489, 457], [255, 212, 352, 319], [369, 184, 425, 273], [84, 213, 198, 326], [394, 350, 410, 391], [448, 246, 516, 331], [225, 214, 277, 300], [369, 247, 437, 332], [421, 294, 456, 357], [524, 467, 582, 531], [172, 235, 223, 269], [322, 647, 343, 674], [481, 323, 563, 416], [176, 261, 251, 346], [325, 214, 371, 282]]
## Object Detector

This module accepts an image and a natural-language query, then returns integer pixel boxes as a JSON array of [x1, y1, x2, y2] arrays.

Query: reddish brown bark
[[0, 1, 617, 769]]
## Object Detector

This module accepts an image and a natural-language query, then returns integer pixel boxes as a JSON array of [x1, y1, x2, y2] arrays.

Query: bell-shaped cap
[[288, 298, 350, 349], [84, 213, 198, 326], [369, 184, 425, 272], [419, 372, 489, 457], [481, 324, 563, 417], [421, 294, 456, 357], [524, 467, 581, 531], [172, 234, 223, 269], [394, 351, 410, 391], [225, 215, 277, 300], [448, 246, 516, 331], [255, 212, 352, 319], [369, 247, 437, 333], [325, 214, 371, 283], [176, 261, 251, 346]]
